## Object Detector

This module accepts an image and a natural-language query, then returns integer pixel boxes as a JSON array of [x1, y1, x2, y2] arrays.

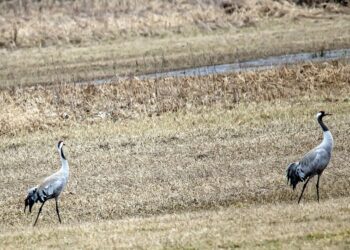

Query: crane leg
[[55, 198, 62, 223], [298, 177, 310, 204], [316, 174, 321, 202], [33, 201, 45, 227]]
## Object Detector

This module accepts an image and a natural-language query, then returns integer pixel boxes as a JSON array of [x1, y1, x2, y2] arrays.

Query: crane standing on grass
[[24, 141, 69, 226], [287, 111, 334, 203]]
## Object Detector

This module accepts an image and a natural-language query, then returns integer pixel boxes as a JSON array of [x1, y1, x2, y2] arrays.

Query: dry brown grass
[[0, 61, 349, 135], [2, 198, 350, 249], [0, 62, 350, 248]]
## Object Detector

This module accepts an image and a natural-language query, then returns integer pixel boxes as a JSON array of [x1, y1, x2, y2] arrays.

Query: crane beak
[[325, 113, 332, 116]]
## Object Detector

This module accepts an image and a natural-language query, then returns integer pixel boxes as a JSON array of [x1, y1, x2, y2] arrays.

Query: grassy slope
[[0, 62, 350, 248]]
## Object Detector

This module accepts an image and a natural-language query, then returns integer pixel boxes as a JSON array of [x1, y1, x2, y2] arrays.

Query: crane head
[[317, 111, 332, 119], [57, 141, 65, 150]]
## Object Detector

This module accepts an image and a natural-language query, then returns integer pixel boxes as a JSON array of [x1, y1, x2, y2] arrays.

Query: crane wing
[[298, 147, 330, 178], [38, 173, 66, 200]]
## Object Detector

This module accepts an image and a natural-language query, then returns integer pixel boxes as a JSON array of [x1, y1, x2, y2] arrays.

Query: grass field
[[1, 61, 350, 248], [1, 0, 350, 249]]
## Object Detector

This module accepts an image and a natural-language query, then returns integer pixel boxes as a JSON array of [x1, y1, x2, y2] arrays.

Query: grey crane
[[24, 141, 69, 226], [286, 111, 334, 203]]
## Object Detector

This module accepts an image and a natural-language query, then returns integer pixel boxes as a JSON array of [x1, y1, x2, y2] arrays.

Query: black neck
[[60, 148, 66, 160], [318, 116, 329, 132]]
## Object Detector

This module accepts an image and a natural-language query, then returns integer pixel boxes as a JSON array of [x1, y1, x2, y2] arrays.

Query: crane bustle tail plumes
[[24, 187, 38, 213], [286, 162, 304, 190]]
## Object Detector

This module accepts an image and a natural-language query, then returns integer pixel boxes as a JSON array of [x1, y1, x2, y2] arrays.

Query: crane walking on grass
[[286, 111, 334, 204], [24, 141, 69, 226]]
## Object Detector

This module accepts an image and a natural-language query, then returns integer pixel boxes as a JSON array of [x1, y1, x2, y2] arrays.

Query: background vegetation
[[0, 0, 350, 86]]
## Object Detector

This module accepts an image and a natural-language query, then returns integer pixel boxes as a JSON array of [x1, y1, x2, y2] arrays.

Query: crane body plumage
[[286, 111, 333, 203], [24, 141, 69, 226]]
